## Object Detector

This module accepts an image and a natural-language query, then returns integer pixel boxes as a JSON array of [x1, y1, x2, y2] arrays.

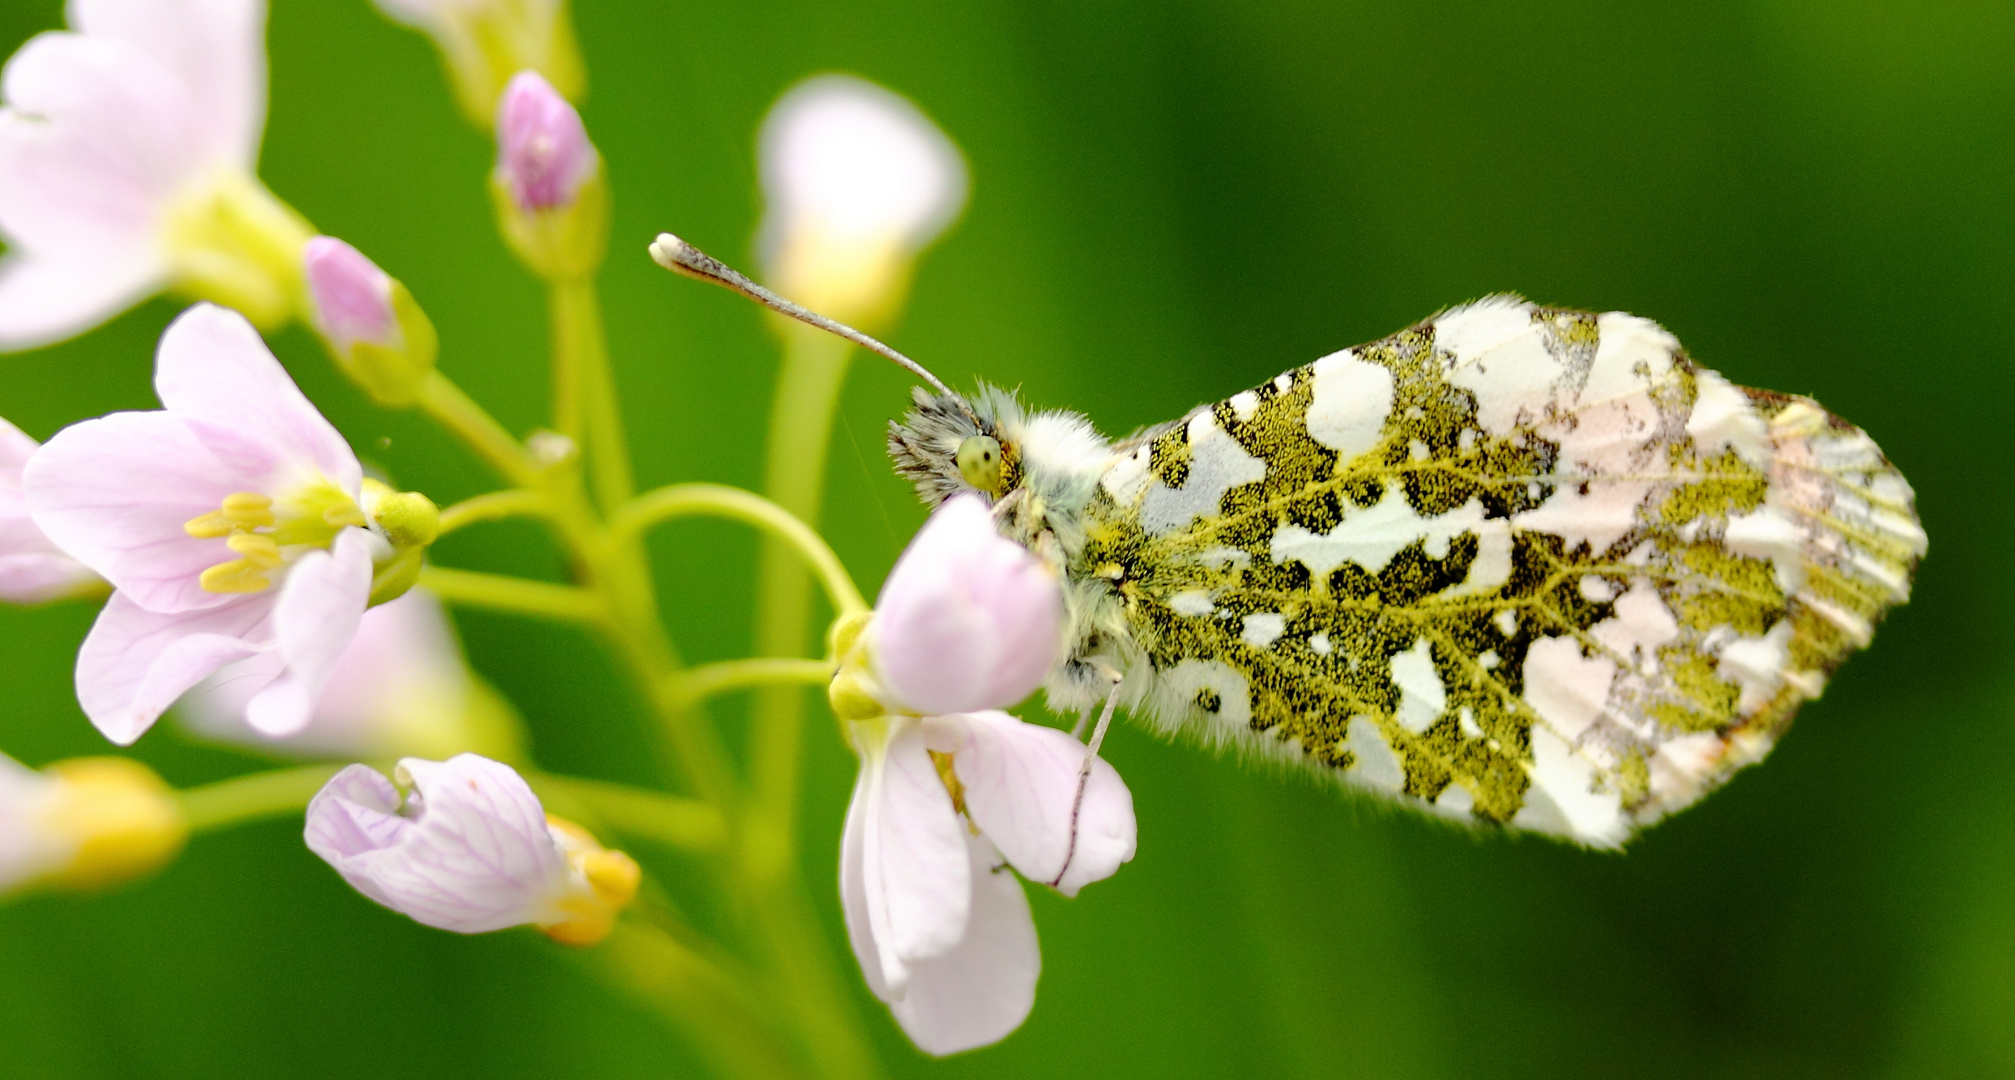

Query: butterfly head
[[887, 385, 1024, 509]]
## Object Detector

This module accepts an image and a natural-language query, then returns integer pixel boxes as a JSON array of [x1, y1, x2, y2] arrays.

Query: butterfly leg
[[1052, 674, 1121, 889]]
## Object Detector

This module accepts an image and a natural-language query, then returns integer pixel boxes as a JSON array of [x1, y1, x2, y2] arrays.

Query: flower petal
[[152, 304, 361, 493], [301, 762, 410, 909], [307, 754, 569, 933], [75, 589, 271, 744], [68, 0, 266, 168], [934, 711, 1137, 897], [181, 588, 469, 759], [874, 495, 1062, 714], [888, 831, 1039, 1056], [839, 761, 892, 1001], [759, 74, 967, 247], [860, 720, 971, 993], [25, 409, 240, 612], [0, 33, 196, 251], [242, 527, 371, 736], [0, 252, 162, 352]]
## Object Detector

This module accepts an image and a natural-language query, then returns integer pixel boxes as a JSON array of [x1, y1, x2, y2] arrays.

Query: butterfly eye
[[956, 435, 1006, 493]]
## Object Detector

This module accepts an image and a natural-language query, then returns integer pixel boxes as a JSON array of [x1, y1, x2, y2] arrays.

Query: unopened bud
[[498, 72, 596, 211], [370, 490, 443, 550], [304, 238, 439, 406], [490, 77, 608, 278]]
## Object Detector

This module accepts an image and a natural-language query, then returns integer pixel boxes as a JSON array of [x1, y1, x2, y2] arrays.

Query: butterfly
[[651, 236, 1926, 848]]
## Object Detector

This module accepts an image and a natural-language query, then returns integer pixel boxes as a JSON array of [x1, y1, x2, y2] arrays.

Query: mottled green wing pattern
[[1076, 298, 1924, 846]]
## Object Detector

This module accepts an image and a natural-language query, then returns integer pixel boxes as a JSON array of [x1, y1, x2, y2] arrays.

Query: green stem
[[420, 565, 606, 625], [437, 489, 556, 537], [592, 920, 811, 1080], [669, 658, 835, 709], [529, 772, 728, 854], [418, 370, 542, 488], [177, 764, 345, 832], [551, 277, 633, 515], [749, 328, 855, 859], [611, 482, 868, 617]]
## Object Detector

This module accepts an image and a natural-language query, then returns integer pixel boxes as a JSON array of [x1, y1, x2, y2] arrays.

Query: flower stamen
[[184, 492, 275, 538]]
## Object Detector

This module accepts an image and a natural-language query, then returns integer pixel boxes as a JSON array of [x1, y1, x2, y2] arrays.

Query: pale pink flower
[[0, 417, 101, 603], [872, 494, 1063, 716], [305, 753, 639, 944], [757, 74, 967, 326], [842, 710, 1136, 1055], [179, 589, 501, 761], [495, 71, 595, 211], [0, 0, 304, 349], [24, 304, 376, 744]]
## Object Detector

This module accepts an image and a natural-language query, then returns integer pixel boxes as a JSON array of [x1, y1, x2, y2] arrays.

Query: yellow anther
[[184, 512, 235, 539], [221, 492, 274, 518], [199, 559, 273, 594], [225, 532, 283, 568], [184, 492, 275, 537]]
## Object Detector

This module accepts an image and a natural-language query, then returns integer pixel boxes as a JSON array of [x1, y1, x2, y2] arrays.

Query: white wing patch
[[1305, 349, 1394, 459], [1138, 411, 1268, 536]]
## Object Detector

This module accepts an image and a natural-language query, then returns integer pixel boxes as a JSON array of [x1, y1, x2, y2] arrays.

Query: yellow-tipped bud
[[35, 758, 187, 892]]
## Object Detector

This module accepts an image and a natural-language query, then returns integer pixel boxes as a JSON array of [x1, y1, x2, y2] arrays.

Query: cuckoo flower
[[0, 753, 186, 895], [0, 417, 101, 604], [24, 304, 379, 745], [831, 495, 1134, 1054], [842, 710, 1136, 1055], [871, 494, 1062, 716], [180, 589, 520, 762], [305, 754, 639, 945], [0, 0, 312, 349], [372, 0, 584, 129], [757, 74, 967, 328]]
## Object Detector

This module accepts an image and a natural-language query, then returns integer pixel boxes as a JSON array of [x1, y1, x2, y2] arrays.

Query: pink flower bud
[[304, 237, 397, 351], [872, 496, 1063, 715], [495, 71, 596, 211]]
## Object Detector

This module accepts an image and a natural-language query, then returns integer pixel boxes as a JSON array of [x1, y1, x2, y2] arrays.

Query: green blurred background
[[1, 0, 2009, 1076]]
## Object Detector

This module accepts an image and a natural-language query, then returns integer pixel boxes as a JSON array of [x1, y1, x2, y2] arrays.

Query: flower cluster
[[0, 0, 1132, 1066]]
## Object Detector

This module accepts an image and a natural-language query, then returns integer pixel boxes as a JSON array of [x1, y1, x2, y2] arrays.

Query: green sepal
[[490, 166, 610, 281], [337, 281, 440, 407], [367, 547, 426, 608]]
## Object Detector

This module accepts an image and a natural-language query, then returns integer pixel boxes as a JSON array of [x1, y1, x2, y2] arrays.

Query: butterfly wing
[[1077, 297, 1924, 846]]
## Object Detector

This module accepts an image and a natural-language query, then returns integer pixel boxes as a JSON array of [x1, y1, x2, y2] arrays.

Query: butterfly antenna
[[648, 233, 961, 400]]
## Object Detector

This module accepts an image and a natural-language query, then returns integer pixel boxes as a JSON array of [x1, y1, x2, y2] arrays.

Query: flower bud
[[372, 0, 585, 129], [304, 238, 439, 406], [871, 496, 1063, 715], [757, 75, 967, 330], [0, 754, 186, 895], [305, 754, 637, 944], [490, 72, 607, 279], [358, 479, 442, 607]]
